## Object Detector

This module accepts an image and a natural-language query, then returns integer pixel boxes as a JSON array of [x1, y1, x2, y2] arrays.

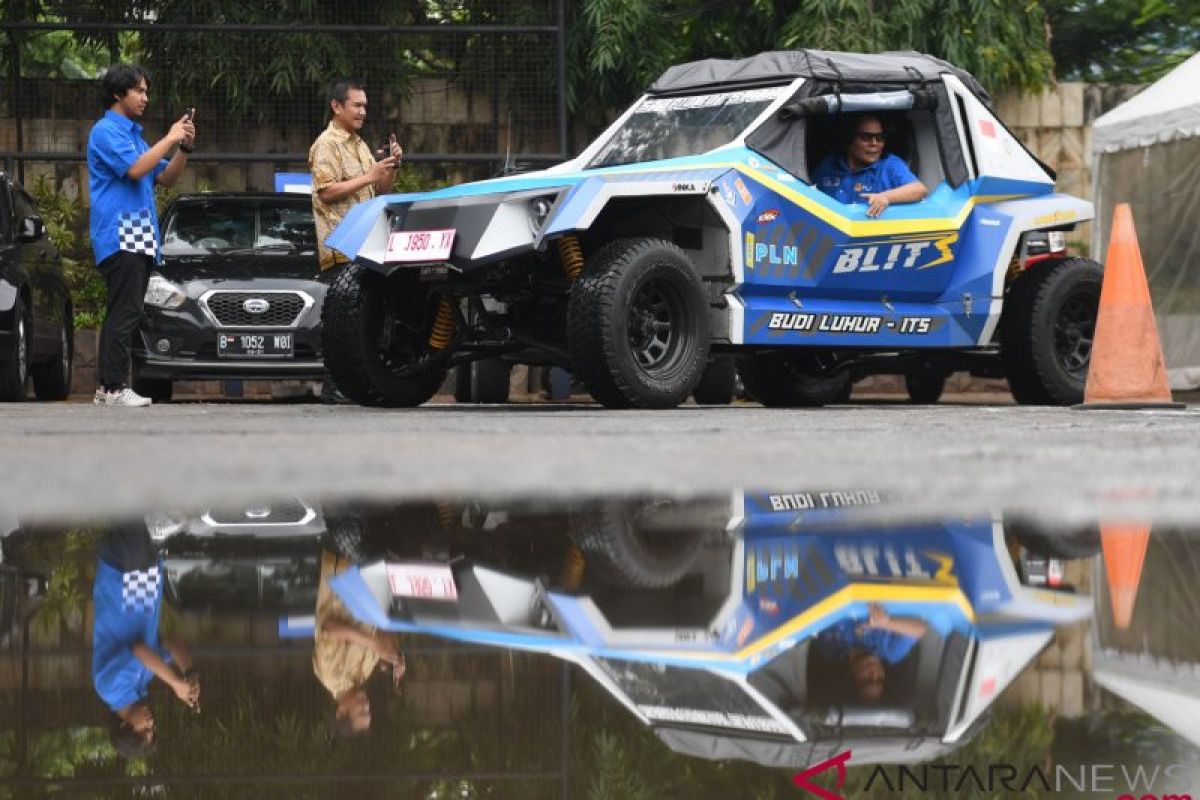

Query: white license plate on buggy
[[385, 229, 456, 262]]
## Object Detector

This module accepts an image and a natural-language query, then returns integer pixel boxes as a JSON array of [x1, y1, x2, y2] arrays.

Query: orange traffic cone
[[1100, 523, 1150, 629], [1077, 203, 1183, 409]]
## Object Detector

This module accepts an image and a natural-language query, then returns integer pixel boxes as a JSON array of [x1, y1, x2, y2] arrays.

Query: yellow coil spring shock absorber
[[428, 296, 457, 350], [557, 234, 584, 282], [559, 545, 586, 592], [435, 501, 458, 533]]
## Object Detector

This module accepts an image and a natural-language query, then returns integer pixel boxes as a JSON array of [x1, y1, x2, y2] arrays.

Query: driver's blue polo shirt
[[813, 617, 919, 664], [812, 153, 918, 206], [87, 109, 167, 264]]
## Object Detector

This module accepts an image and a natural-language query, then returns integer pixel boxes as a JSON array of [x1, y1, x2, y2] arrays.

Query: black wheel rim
[[1054, 290, 1097, 378], [626, 276, 693, 378]]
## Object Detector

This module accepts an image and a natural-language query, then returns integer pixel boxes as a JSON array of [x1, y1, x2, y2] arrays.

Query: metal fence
[[0, 1, 568, 190]]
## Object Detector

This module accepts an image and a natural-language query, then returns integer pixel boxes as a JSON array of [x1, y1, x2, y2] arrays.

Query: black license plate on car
[[217, 332, 294, 358]]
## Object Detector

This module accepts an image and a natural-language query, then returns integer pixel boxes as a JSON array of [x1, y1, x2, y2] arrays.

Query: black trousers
[[96, 250, 153, 389]]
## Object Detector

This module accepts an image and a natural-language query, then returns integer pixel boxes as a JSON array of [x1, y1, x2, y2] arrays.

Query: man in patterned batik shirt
[[308, 79, 401, 402], [308, 79, 401, 274], [87, 63, 195, 407], [92, 521, 199, 758]]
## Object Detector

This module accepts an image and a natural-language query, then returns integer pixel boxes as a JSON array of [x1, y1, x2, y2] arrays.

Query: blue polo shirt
[[814, 618, 919, 664], [87, 110, 168, 264], [812, 153, 917, 206], [91, 557, 170, 711]]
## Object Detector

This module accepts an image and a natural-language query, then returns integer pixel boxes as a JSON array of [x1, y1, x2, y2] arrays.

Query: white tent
[[1092, 51, 1200, 388]]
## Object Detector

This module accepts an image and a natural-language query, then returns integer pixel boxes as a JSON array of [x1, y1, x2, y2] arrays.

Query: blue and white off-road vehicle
[[321, 50, 1099, 408]]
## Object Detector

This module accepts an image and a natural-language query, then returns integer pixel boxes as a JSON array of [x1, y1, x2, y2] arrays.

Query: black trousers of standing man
[[95, 250, 152, 390]]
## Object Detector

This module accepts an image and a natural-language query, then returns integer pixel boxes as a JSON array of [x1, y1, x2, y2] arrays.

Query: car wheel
[[904, 366, 946, 404], [132, 370, 173, 403], [471, 358, 511, 404], [568, 238, 708, 409], [1001, 258, 1101, 405], [737, 352, 851, 407], [320, 262, 447, 407], [453, 364, 473, 402], [31, 308, 73, 401], [0, 297, 30, 402], [692, 355, 737, 405], [570, 500, 704, 590]]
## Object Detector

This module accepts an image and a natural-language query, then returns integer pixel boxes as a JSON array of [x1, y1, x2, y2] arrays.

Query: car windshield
[[587, 87, 785, 169], [162, 200, 316, 257]]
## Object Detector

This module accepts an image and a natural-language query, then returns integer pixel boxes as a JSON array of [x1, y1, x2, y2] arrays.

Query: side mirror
[[16, 216, 45, 243]]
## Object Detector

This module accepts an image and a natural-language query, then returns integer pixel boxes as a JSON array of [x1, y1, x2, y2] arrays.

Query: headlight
[[528, 196, 554, 234], [144, 274, 187, 309], [145, 512, 186, 541]]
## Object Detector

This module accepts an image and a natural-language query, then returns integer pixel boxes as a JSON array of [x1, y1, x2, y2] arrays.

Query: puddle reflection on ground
[[1, 491, 1197, 798]]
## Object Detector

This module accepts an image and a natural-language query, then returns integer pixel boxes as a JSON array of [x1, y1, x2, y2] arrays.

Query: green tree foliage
[[1044, 0, 1200, 83], [567, 0, 1056, 130]]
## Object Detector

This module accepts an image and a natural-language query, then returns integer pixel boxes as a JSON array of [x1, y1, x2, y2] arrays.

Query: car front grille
[[202, 291, 311, 328]]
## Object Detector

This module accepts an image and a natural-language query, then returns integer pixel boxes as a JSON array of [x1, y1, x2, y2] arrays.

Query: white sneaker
[[93, 388, 106, 405], [98, 386, 152, 407]]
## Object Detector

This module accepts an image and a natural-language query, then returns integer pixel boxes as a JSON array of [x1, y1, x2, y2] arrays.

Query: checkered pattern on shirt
[[121, 565, 161, 614], [117, 209, 157, 258]]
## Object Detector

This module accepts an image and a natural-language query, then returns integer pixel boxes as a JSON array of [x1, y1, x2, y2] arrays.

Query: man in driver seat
[[813, 113, 928, 218]]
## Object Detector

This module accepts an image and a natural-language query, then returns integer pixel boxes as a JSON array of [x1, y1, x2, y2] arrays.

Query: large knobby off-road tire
[[692, 354, 737, 405], [1001, 257, 1102, 405], [569, 499, 704, 590], [737, 351, 852, 408], [31, 307, 73, 401], [321, 262, 447, 407], [568, 238, 709, 409]]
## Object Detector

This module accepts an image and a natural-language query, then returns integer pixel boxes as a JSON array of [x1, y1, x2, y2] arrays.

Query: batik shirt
[[308, 121, 379, 270]]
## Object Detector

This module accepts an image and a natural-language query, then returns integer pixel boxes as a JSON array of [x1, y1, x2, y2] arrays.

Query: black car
[[0, 172, 74, 402], [132, 192, 326, 402]]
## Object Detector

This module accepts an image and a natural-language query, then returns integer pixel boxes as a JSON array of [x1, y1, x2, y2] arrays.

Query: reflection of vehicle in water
[[149, 498, 324, 615], [330, 492, 1093, 767]]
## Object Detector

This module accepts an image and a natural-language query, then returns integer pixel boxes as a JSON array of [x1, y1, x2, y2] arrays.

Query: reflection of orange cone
[[1077, 203, 1183, 409], [1101, 523, 1150, 629]]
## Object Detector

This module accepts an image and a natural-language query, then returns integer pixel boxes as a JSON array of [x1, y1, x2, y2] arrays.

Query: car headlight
[[145, 512, 186, 541], [144, 274, 187, 309], [528, 196, 555, 235]]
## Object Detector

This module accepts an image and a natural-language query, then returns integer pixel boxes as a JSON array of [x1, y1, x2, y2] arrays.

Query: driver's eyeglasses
[[855, 131, 886, 143]]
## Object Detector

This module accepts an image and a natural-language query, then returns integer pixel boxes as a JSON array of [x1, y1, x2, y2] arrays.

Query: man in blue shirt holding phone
[[87, 63, 195, 406]]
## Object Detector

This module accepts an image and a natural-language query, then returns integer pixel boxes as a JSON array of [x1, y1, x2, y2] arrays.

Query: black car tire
[[738, 352, 852, 407], [321, 262, 447, 408], [904, 366, 946, 404], [453, 364, 472, 402], [570, 500, 704, 590], [132, 369, 173, 403], [471, 358, 511, 404], [568, 238, 709, 409], [0, 296, 30, 402], [31, 308, 73, 401], [692, 355, 737, 405], [1002, 258, 1102, 405]]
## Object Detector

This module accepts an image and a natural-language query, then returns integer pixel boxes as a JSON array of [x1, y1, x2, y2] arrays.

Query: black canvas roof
[[649, 49, 989, 102]]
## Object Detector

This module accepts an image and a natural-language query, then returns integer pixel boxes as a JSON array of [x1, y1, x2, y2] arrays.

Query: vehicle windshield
[[162, 200, 317, 257], [587, 87, 785, 169]]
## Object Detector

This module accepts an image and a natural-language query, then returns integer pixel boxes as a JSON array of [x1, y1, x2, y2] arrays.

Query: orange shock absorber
[[559, 545, 586, 591], [556, 234, 584, 282], [428, 296, 457, 350], [435, 501, 458, 532]]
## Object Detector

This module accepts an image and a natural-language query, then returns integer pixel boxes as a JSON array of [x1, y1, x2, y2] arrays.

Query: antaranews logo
[[792, 752, 1197, 800]]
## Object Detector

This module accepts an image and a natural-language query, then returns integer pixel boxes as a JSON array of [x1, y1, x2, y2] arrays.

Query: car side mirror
[[16, 216, 45, 243]]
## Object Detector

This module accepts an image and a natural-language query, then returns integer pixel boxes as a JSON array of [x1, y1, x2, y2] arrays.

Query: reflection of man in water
[[814, 602, 927, 702], [314, 549, 405, 737], [92, 521, 199, 757]]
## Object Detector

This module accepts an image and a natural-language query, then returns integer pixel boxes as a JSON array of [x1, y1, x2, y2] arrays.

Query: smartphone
[[185, 107, 195, 123]]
